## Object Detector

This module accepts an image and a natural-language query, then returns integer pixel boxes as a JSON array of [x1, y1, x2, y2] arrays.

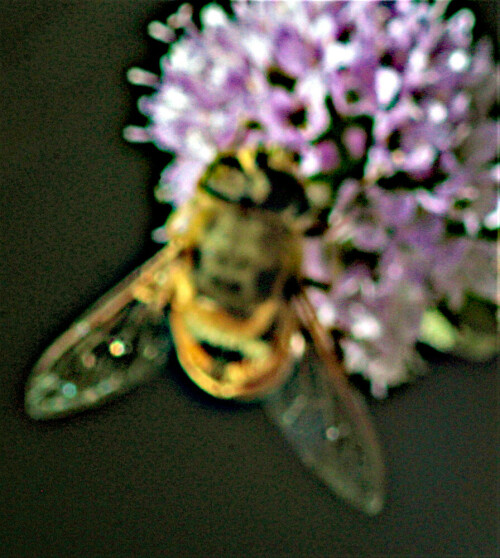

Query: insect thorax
[[192, 203, 299, 317]]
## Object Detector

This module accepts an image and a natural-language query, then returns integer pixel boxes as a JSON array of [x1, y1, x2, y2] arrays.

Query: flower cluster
[[125, 1, 498, 395]]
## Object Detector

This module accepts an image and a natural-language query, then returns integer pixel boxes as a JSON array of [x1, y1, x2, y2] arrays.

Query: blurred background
[[1, 2, 497, 556]]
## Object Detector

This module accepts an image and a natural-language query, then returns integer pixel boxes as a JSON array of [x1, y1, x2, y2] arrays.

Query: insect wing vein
[[263, 292, 385, 515], [25, 247, 177, 420]]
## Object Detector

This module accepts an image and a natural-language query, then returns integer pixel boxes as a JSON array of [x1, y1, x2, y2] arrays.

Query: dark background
[[1, 2, 497, 556]]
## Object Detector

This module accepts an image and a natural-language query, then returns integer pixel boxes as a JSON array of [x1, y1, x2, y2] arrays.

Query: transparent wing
[[263, 292, 385, 515], [25, 247, 178, 420]]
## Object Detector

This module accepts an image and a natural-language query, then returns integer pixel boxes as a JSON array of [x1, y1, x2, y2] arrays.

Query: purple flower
[[126, 1, 498, 393]]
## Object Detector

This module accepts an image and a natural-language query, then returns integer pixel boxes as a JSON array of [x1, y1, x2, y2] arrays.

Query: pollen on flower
[[317, 303, 336, 328], [351, 315, 382, 341], [185, 130, 216, 161], [162, 86, 190, 110], [126, 0, 498, 392], [324, 42, 356, 70], [375, 68, 401, 107], [448, 49, 470, 72], [201, 4, 228, 27], [427, 102, 448, 124]]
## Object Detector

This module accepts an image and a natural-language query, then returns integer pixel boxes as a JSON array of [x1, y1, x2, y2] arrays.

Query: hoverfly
[[25, 146, 385, 515]]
